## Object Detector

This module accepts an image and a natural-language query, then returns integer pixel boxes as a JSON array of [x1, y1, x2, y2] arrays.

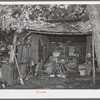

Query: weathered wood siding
[[17, 34, 51, 71], [30, 34, 39, 63], [86, 36, 92, 55]]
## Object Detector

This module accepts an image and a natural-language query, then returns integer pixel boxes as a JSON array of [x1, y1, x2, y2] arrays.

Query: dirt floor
[[5, 71, 100, 89]]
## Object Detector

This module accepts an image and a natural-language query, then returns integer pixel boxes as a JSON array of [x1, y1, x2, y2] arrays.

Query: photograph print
[[0, 4, 99, 89]]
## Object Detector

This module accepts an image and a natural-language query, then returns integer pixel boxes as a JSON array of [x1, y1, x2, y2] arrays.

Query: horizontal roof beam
[[28, 29, 92, 36]]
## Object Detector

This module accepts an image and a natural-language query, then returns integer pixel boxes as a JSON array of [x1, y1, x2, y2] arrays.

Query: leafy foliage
[[0, 4, 87, 33]]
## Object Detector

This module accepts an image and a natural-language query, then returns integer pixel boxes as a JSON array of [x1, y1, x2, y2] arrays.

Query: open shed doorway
[[48, 35, 87, 65], [35, 34, 93, 89], [42, 34, 89, 78]]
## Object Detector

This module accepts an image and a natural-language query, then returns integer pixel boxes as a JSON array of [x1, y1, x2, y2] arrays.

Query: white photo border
[[0, 1, 100, 99]]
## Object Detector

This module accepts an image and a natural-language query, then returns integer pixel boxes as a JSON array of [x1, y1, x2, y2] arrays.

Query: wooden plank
[[30, 30, 89, 36], [64, 22, 85, 34], [30, 34, 38, 63], [9, 46, 14, 63], [17, 45, 23, 63], [27, 46, 30, 62], [9, 34, 17, 63], [14, 54, 24, 85], [92, 35, 96, 85]]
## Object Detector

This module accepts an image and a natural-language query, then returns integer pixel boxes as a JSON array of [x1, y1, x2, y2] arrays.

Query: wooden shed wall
[[30, 34, 39, 63], [17, 34, 51, 70]]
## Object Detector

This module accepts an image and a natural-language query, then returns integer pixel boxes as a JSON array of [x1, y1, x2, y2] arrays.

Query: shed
[[14, 20, 92, 81]]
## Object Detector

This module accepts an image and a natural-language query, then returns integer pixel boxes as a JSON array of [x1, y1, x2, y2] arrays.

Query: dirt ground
[[5, 71, 100, 89]]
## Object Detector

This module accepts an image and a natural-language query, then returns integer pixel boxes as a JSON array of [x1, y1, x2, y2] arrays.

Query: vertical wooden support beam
[[13, 33, 17, 54], [92, 35, 95, 85], [9, 33, 17, 63]]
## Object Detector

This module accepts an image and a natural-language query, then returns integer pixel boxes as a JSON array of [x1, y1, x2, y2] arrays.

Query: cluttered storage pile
[[44, 50, 66, 78]]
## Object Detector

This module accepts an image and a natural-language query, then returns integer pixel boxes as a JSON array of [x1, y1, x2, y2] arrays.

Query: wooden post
[[9, 33, 17, 63], [92, 35, 95, 85], [13, 34, 17, 54]]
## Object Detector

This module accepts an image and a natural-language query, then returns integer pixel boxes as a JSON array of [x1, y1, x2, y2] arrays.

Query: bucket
[[79, 69, 85, 76], [53, 51, 60, 57]]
